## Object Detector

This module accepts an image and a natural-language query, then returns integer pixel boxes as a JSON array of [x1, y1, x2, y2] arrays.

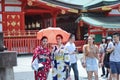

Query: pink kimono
[[32, 46, 51, 80]]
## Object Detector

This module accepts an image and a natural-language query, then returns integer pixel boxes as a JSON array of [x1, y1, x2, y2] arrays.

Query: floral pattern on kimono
[[32, 46, 51, 80], [51, 45, 70, 80]]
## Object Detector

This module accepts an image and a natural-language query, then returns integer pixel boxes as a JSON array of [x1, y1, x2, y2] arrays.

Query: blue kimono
[[51, 44, 70, 80]]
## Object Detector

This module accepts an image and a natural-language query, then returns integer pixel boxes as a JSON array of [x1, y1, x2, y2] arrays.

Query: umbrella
[[37, 27, 70, 43]]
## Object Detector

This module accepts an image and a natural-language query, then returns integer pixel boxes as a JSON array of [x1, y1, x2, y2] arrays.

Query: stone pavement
[[14, 54, 107, 80]]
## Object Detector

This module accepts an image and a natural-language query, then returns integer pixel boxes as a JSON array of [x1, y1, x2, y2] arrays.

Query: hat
[[107, 36, 112, 40]]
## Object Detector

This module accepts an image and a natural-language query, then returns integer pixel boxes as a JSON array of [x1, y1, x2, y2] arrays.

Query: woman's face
[[102, 39, 106, 43], [56, 36, 62, 45], [42, 38, 48, 46], [88, 36, 94, 44]]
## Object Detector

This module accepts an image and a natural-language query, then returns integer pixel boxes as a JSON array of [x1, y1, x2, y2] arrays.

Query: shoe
[[101, 74, 105, 77]]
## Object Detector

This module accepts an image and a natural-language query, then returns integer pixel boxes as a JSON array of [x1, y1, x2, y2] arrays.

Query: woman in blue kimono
[[51, 34, 70, 80]]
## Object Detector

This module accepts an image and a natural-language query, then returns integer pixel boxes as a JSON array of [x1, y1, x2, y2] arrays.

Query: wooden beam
[[25, 9, 51, 13], [31, 1, 56, 11], [2, 0, 5, 12], [33, 1, 69, 10], [5, 4, 22, 7]]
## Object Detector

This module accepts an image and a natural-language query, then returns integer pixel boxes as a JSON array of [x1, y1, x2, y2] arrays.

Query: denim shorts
[[86, 57, 98, 71], [110, 61, 120, 74]]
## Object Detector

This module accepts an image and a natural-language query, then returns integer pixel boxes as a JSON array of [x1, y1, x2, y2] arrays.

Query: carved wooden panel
[[3, 12, 24, 36]]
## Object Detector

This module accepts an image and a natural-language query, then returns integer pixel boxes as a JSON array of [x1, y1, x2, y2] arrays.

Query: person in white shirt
[[65, 34, 79, 80]]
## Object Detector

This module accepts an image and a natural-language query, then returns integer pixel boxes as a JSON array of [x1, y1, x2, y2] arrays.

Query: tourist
[[99, 38, 107, 77], [32, 36, 51, 80], [65, 34, 79, 80], [110, 33, 120, 80], [51, 34, 70, 80], [82, 35, 99, 80]]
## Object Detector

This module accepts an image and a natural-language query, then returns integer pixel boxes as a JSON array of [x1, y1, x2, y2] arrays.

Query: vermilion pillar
[[102, 29, 107, 37], [51, 12, 58, 27], [52, 14, 57, 27]]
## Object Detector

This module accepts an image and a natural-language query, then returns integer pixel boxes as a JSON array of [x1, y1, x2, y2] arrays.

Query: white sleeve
[[31, 58, 39, 71], [109, 42, 114, 48], [73, 43, 76, 51]]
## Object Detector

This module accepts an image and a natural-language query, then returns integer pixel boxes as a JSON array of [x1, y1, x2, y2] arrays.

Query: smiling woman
[[32, 36, 51, 80]]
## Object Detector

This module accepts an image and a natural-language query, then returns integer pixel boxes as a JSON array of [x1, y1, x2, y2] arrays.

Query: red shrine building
[[0, 0, 120, 54]]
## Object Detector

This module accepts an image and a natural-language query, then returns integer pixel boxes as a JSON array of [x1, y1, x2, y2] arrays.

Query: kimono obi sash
[[55, 56, 64, 60]]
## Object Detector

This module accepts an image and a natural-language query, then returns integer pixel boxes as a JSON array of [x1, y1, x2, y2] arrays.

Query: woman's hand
[[82, 62, 86, 68]]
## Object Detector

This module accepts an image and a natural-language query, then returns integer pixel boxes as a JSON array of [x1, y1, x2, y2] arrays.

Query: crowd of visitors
[[31, 32, 120, 80]]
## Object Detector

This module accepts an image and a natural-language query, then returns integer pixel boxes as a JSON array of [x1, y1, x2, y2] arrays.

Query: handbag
[[31, 58, 44, 71]]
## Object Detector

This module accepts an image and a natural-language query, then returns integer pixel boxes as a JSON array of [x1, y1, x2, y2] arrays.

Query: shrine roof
[[76, 13, 120, 28], [41, 0, 120, 9]]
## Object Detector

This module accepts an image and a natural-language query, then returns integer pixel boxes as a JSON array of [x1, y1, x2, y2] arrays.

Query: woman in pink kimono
[[32, 36, 51, 80]]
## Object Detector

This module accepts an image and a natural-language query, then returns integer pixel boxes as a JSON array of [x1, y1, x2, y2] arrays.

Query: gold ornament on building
[[17, 22, 20, 27], [46, 3, 56, 7], [7, 22, 10, 26], [102, 6, 112, 11], [11, 21, 16, 27], [11, 29, 16, 36], [68, 9, 78, 13], [11, 15, 16, 19], [28, 1, 33, 6], [61, 10, 66, 14], [7, 29, 10, 37], [17, 15, 20, 19], [7, 15, 10, 19]]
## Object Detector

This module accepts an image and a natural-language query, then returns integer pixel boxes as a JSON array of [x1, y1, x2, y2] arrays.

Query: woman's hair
[[69, 33, 75, 40], [41, 36, 48, 41], [56, 34, 63, 39]]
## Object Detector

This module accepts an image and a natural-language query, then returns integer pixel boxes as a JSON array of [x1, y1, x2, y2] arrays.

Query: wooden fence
[[4, 37, 85, 54]]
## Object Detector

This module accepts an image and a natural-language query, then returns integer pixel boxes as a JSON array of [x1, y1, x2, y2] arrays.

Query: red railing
[[3, 30, 86, 54], [74, 40, 86, 52], [3, 30, 39, 38], [4, 38, 85, 54], [4, 38, 41, 54]]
